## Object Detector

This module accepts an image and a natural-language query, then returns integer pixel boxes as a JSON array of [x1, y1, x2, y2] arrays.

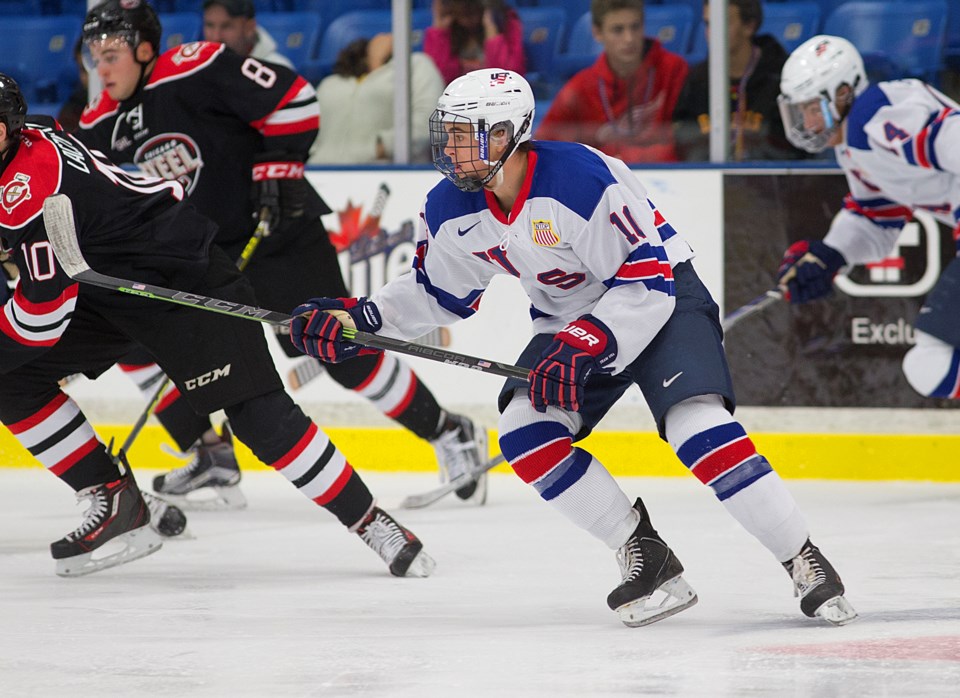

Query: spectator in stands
[[308, 33, 445, 164], [536, 0, 687, 163], [201, 0, 293, 69], [673, 0, 807, 161], [57, 37, 89, 133], [424, 0, 525, 84]]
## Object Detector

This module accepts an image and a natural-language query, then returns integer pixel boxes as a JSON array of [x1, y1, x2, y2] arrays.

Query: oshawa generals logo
[[0, 173, 31, 214], [134, 133, 204, 194]]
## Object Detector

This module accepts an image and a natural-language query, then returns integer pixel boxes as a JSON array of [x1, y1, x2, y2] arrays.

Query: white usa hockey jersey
[[372, 141, 694, 374], [825, 79, 960, 264]]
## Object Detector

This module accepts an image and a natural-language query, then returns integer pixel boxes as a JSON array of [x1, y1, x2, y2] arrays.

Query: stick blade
[[42, 194, 91, 279]]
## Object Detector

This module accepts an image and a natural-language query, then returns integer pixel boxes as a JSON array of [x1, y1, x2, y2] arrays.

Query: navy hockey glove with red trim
[[777, 239, 847, 304], [251, 153, 309, 231], [529, 315, 618, 413], [290, 297, 383, 363]]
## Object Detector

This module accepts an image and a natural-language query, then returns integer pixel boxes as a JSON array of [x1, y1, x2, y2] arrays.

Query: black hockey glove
[[777, 239, 847, 304], [251, 152, 309, 232]]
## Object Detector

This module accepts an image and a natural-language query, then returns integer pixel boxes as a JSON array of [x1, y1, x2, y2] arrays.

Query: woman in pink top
[[424, 0, 526, 84]]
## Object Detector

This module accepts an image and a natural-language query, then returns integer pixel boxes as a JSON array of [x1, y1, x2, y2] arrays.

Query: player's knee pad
[[498, 390, 580, 485], [665, 394, 772, 500], [902, 330, 960, 398], [224, 389, 312, 462]]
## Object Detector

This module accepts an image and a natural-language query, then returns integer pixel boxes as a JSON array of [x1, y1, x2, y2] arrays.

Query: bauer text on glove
[[528, 315, 618, 413]]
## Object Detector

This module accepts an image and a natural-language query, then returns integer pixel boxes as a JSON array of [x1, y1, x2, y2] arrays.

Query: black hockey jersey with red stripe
[[0, 119, 215, 373], [77, 41, 327, 250]]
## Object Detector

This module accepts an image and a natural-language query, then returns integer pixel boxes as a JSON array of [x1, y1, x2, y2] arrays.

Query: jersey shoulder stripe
[[78, 90, 120, 129], [423, 180, 486, 239], [527, 141, 617, 221], [147, 42, 225, 89], [0, 126, 62, 229], [846, 83, 892, 151]]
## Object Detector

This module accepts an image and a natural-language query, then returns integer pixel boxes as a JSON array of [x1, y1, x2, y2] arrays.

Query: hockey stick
[[43, 195, 530, 381], [116, 210, 273, 452], [399, 454, 506, 509], [287, 357, 325, 390], [236, 207, 271, 272], [721, 289, 783, 332]]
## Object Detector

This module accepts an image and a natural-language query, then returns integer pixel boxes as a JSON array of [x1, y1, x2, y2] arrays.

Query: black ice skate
[[430, 413, 488, 504], [607, 498, 698, 627], [354, 506, 436, 577], [153, 423, 246, 510], [784, 539, 858, 626], [51, 472, 162, 577]]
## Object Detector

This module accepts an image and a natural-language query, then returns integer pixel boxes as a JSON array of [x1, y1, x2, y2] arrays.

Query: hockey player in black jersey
[[76, 0, 488, 509], [0, 73, 433, 578]]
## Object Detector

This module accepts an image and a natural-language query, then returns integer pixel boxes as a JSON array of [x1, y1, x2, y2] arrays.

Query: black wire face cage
[[430, 109, 518, 193]]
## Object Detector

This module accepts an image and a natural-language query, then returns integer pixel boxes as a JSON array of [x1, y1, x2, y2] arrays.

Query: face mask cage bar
[[777, 93, 840, 154], [430, 109, 530, 192]]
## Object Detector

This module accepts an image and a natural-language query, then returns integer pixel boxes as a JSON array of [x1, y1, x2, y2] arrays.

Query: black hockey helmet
[[0, 73, 27, 139], [82, 0, 162, 57]]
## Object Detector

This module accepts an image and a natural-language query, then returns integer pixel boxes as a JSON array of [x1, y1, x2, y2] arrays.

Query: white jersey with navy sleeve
[[371, 141, 694, 374], [825, 80, 960, 264]]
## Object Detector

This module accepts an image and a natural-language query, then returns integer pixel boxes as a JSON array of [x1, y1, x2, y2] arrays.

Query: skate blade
[[55, 526, 163, 578], [815, 595, 859, 626], [161, 485, 247, 512], [403, 549, 437, 578], [616, 575, 699, 628]]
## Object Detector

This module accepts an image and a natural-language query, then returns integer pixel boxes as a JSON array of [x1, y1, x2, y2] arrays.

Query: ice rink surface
[[1, 469, 958, 697]]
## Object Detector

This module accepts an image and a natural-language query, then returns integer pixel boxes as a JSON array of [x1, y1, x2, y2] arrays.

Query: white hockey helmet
[[430, 69, 535, 192], [778, 35, 868, 153]]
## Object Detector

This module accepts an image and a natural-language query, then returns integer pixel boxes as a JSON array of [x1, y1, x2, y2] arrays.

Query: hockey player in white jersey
[[289, 69, 856, 627], [777, 35, 960, 401]]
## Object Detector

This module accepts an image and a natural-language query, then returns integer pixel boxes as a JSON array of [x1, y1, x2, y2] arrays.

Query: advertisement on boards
[[723, 172, 958, 408]]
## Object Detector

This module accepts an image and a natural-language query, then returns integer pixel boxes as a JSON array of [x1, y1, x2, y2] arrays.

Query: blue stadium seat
[[823, 1, 948, 84], [0, 0, 42, 14], [311, 8, 432, 81], [945, 0, 960, 69], [687, 19, 707, 64], [158, 12, 202, 50], [644, 3, 695, 57], [517, 6, 567, 91], [0, 17, 78, 109], [553, 11, 598, 81], [257, 11, 323, 72], [760, 1, 822, 54]]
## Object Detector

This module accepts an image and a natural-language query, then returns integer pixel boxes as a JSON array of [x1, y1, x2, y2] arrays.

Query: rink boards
[[2, 166, 956, 481]]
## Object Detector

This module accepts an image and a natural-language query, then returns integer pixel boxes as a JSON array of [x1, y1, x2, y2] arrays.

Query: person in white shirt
[[309, 33, 445, 164]]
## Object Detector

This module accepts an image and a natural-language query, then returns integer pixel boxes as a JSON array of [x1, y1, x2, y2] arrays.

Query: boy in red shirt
[[537, 0, 688, 163]]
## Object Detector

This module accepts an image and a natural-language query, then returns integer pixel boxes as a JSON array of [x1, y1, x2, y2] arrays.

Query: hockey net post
[[43, 195, 530, 381]]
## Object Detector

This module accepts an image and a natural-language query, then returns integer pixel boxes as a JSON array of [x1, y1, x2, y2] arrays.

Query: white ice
[[1, 469, 958, 697]]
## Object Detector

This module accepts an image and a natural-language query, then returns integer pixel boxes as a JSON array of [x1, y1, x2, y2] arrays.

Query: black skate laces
[[66, 484, 111, 541], [358, 512, 410, 563]]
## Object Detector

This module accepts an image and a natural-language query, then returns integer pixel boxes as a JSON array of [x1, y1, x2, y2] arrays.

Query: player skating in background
[[776, 35, 960, 400], [288, 69, 857, 627], [0, 74, 433, 578], [76, 0, 488, 509]]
